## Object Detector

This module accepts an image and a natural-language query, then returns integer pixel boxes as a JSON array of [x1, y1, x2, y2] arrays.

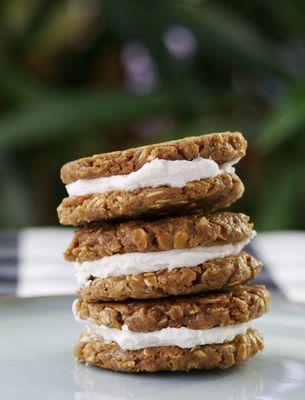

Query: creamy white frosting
[[72, 303, 252, 350], [75, 233, 255, 286], [66, 157, 240, 196], [84, 322, 252, 350]]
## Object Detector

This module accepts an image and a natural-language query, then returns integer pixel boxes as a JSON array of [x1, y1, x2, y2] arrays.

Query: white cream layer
[[66, 157, 240, 196], [73, 306, 252, 350], [75, 233, 255, 286]]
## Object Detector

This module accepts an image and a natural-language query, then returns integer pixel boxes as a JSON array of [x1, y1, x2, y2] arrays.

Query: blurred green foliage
[[0, 0, 304, 229]]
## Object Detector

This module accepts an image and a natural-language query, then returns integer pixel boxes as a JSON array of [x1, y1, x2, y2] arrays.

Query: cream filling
[[66, 157, 240, 196], [72, 304, 252, 350], [75, 233, 255, 286]]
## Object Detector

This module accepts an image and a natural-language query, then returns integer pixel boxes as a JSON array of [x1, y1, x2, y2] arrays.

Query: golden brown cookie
[[58, 173, 244, 225], [61, 132, 246, 183], [75, 328, 264, 372], [75, 285, 269, 332], [78, 252, 262, 302], [65, 212, 253, 261]]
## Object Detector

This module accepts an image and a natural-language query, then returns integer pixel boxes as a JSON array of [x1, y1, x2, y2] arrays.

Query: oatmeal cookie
[[78, 252, 262, 302], [75, 285, 269, 332], [65, 212, 253, 261], [75, 328, 264, 372], [61, 132, 246, 183], [58, 173, 244, 225]]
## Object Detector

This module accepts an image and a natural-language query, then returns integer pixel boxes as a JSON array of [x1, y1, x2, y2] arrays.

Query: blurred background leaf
[[0, 0, 304, 229], [0, 91, 178, 149]]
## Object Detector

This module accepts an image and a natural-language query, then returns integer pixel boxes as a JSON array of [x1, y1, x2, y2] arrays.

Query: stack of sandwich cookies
[[57, 131, 269, 372]]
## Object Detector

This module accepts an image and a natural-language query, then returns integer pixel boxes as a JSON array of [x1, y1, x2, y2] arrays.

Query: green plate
[[1, 296, 305, 400]]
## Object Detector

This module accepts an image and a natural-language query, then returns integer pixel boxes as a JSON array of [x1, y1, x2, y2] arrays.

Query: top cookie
[[61, 132, 246, 183]]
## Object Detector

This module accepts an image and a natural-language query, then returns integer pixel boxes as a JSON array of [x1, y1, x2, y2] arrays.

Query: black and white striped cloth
[[0, 228, 304, 302], [0, 228, 75, 297]]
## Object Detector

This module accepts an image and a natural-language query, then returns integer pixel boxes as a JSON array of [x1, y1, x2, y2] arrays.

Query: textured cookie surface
[[76, 285, 269, 332], [79, 252, 262, 302], [61, 132, 246, 184], [75, 328, 263, 372], [58, 173, 244, 225], [65, 212, 253, 261]]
